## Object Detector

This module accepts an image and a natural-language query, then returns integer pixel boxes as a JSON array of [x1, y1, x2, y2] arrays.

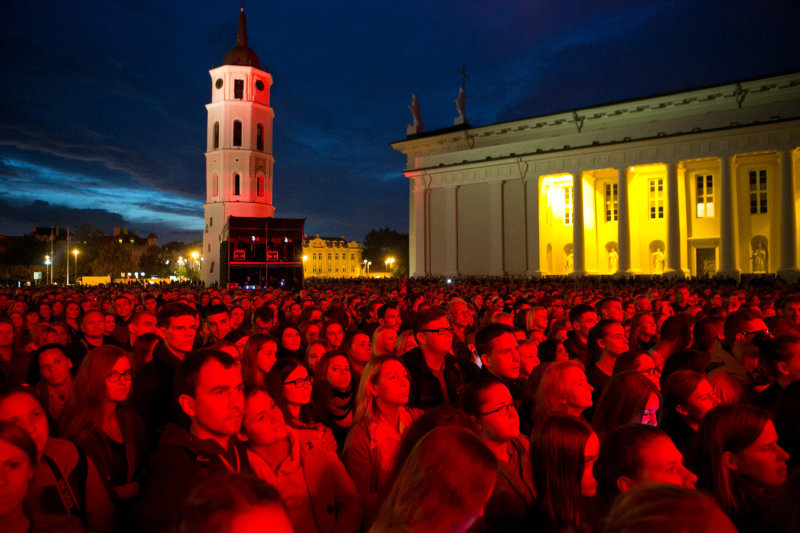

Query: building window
[[210, 261, 215, 273], [335, 253, 339, 260], [648, 178, 664, 219], [328, 253, 331, 260], [234, 79, 244, 99], [604, 183, 618, 222], [696, 174, 714, 218], [256, 124, 264, 151], [213, 122, 219, 149], [257, 175, 264, 197], [233, 120, 242, 147], [210, 217, 213, 227], [212, 173, 218, 197], [351, 254, 354, 260], [234, 174, 241, 196], [564, 186, 574, 225], [749, 169, 767, 214]]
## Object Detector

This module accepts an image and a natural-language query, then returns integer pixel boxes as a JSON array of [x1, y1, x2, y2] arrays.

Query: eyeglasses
[[641, 367, 660, 377], [741, 328, 770, 337], [480, 400, 518, 417], [419, 327, 453, 336], [107, 370, 134, 383], [283, 376, 314, 388]]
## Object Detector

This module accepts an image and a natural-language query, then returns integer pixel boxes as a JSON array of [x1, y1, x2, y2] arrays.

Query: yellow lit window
[[749, 169, 767, 214], [564, 186, 574, 225], [604, 183, 618, 222], [696, 174, 714, 218], [648, 178, 664, 219]]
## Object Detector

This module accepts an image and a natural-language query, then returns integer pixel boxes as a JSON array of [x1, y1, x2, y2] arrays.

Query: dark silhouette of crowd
[[1, 275, 799, 532]]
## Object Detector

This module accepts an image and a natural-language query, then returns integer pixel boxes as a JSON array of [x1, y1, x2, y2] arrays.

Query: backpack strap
[[42, 449, 89, 525]]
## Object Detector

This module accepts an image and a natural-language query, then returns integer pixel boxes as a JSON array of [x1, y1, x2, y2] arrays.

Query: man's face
[[144, 298, 158, 314], [573, 311, 599, 340], [634, 297, 652, 312], [735, 319, 769, 372], [417, 317, 453, 355], [114, 297, 133, 319], [181, 358, 244, 441], [81, 311, 105, 339], [162, 315, 198, 355], [380, 308, 403, 331], [632, 436, 697, 490], [207, 312, 232, 341], [131, 312, 158, 339], [450, 302, 473, 329], [675, 288, 690, 305], [0, 323, 14, 347], [599, 323, 629, 357], [254, 317, 273, 335], [482, 332, 520, 380], [601, 301, 624, 322], [784, 302, 800, 328], [348, 333, 373, 364], [39, 348, 73, 386]]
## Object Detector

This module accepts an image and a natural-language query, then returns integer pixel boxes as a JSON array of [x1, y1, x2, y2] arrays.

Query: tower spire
[[236, 6, 248, 47]]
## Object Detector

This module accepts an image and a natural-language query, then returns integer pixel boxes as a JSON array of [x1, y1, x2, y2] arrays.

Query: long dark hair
[[311, 350, 354, 427], [593, 371, 661, 437], [265, 358, 316, 428]]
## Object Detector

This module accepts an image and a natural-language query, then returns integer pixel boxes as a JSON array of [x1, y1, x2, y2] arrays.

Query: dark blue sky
[[1, 1, 798, 243]]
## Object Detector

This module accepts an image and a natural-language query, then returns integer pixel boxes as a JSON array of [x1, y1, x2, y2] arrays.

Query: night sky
[[1, 1, 798, 244]]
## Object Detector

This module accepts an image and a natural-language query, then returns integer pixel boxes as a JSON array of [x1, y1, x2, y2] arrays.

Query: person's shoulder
[[43, 437, 81, 468]]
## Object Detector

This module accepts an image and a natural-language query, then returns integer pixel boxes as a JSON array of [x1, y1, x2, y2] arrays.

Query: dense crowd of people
[[0, 275, 799, 532]]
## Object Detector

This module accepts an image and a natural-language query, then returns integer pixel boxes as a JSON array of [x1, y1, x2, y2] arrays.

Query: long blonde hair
[[353, 354, 407, 426]]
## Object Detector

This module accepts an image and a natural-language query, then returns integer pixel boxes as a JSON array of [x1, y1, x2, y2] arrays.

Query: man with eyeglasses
[[709, 308, 772, 401], [401, 307, 466, 410]]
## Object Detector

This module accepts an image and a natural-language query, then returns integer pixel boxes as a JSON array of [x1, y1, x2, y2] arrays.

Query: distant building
[[392, 72, 800, 279], [302, 234, 364, 278], [201, 9, 303, 288]]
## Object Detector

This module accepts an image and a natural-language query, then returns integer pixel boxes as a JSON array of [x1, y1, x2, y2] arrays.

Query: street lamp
[[72, 249, 79, 284], [45, 255, 51, 284], [384, 257, 395, 271]]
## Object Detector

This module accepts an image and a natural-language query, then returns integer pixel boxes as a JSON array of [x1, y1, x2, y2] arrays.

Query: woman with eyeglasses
[[342, 355, 421, 527], [460, 378, 535, 532], [592, 371, 662, 438], [266, 358, 337, 453], [61, 345, 149, 519], [612, 350, 661, 390], [660, 369, 718, 454]]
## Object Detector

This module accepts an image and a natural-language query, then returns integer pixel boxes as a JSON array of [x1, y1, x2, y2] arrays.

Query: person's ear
[[722, 451, 739, 472], [178, 394, 196, 418], [67, 359, 73, 371], [367, 380, 378, 398], [776, 361, 790, 377], [617, 476, 635, 493], [675, 403, 690, 417], [157, 327, 167, 340], [597, 337, 607, 350], [480, 354, 491, 369]]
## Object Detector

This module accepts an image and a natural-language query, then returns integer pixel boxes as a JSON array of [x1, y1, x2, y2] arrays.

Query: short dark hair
[[723, 308, 763, 347], [568, 304, 596, 325], [412, 307, 448, 338], [253, 305, 276, 323], [157, 302, 196, 329], [475, 323, 515, 357], [205, 304, 230, 320], [174, 349, 237, 399], [377, 303, 398, 320]]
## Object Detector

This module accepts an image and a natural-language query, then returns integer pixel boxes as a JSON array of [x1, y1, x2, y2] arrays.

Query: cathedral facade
[[392, 72, 800, 280]]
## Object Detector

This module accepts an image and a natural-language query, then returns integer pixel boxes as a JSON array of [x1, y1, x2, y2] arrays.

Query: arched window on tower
[[233, 121, 242, 147], [257, 175, 264, 197], [213, 122, 219, 149], [212, 172, 219, 197], [234, 174, 241, 196], [256, 123, 264, 151]]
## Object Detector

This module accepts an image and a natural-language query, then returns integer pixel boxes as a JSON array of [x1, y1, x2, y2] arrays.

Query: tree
[[89, 241, 136, 278], [362, 227, 408, 276]]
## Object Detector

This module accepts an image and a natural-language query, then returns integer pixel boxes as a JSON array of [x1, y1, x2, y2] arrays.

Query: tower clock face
[[216, 78, 223, 89], [255, 80, 265, 91]]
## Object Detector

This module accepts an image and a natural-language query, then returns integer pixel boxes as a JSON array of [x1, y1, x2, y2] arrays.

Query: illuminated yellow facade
[[303, 234, 364, 278], [392, 72, 800, 279]]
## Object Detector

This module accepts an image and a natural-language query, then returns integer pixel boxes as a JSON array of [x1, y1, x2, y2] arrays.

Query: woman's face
[[104, 314, 117, 335], [641, 393, 660, 426], [243, 391, 288, 446], [581, 432, 600, 497], [634, 354, 661, 389], [303, 324, 320, 344], [0, 438, 34, 517], [478, 383, 520, 443], [325, 323, 344, 349], [52, 324, 70, 346], [51, 301, 64, 316], [379, 329, 398, 355], [230, 307, 245, 329], [307, 343, 328, 372], [349, 333, 372, 364], [65, 303, 80, 319], [282, 365, 312, 407], [562, 366, 594, 411], [371, 359, 410, 407], [281, 328, 301, 352], [256, 341, 278, 374], [518, 343, 540, 377], [39, 348, 72, 387], [0, 393, 49, 458], [601, 323, 629, 356], [640, 314, 658, 337], [106, 356, 133, 403], [326, 355, 351, 391], [731, 420, 789, 487]]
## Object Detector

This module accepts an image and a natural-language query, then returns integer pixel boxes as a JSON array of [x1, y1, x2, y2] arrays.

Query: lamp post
[[45, 255, 51, 284], [384, 257, 395, 272], [191, 251, 199, 279], [72, 249, 79, 284]]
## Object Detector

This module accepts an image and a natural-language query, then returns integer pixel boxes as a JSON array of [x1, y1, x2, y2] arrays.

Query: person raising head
[[371, 426, 496, 533], [0, 420, 38, 533], [311, 350, 356, 453], [660, 369, 717, 454], [532, 360, 594, 428], [241, 334, 279, 386], [592, 371, 661, 437]]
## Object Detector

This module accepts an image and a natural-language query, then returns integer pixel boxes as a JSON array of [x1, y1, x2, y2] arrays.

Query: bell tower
[[202, 8, 275, 285]]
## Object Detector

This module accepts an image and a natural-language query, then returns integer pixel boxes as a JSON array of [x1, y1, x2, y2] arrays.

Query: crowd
[[0, 275, 799, 532]]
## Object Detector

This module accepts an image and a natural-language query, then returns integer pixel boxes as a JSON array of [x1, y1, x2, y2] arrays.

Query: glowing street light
[[45, 255, 51, 284], [72, 249, 79, 284], [384, 257, 395, 271]]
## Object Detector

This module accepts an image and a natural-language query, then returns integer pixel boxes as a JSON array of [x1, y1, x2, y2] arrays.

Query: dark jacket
[[564, 330, 589, 366], [478, 366, 526, 403], [129, 341, 187, 440], [401, 347, 466, 410], [134, 423, 252, 533]]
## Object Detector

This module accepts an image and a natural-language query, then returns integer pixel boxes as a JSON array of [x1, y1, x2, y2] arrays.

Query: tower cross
[[457, 64, 469, 90]]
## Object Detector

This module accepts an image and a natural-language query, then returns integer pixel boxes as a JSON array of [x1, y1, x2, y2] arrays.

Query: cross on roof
[[457, 64, 469, 90]]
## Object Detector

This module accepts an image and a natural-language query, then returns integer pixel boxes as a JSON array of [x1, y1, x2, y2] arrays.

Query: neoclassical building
[[391, 72, 800, 279], [302, 234, 364, 278]]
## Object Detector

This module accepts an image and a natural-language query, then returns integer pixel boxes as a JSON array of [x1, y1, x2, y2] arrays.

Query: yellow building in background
[[392, 72, 800, 280], [303, 234, 364, 278]]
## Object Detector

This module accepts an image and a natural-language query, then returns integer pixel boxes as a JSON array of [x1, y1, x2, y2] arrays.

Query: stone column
[[486, 180, 505, 275], [410, 178, 427, 276], [617, 166, 631, 275], [717, 155, 739, 278], [665, 162, 683, 277], [444, 185, 459, 276], [778, 149, 799, 280], [526, 176, 542, 276], [572, 171, 586, 275]]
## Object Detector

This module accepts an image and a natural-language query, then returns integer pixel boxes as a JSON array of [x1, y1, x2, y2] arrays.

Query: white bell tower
[[202, 8, 275, 286]]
